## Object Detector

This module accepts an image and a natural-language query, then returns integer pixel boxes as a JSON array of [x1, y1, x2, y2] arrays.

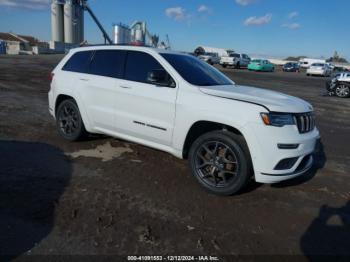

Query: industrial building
[[0, 32, 49, 55]]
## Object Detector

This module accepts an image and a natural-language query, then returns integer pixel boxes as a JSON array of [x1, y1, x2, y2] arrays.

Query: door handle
[[79, 78, 89, 81]]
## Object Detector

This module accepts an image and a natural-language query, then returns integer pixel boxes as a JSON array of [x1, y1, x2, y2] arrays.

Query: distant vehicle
[[220, 53, 251, 68], [198, 52, 220, 65], [299, 58, 326, 68], [306, 63, 332, 77], [49, 45, 319, 195], [326, 63, 335, 71], [326, 72, 350, 98], [248, 59, 275, 72], [283, 62, 300, 72]]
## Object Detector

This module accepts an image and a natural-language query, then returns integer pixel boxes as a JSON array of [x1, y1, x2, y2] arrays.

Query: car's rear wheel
[[188, 131, 252, 195], [335, 83, 350, 98], [235, 62, 240, 69], [56, 99, 87, 141]]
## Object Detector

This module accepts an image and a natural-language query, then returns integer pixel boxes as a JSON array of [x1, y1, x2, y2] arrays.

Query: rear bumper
[[48, 90, 55, 118], [220, 61, 235, 65], [307, 69, 326, 75]]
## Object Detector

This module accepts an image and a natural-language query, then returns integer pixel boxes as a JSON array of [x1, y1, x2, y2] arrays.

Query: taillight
[[49, 72, 54, 83]]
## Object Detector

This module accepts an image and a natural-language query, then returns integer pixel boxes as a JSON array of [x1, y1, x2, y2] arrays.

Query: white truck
[[198, 52, 220, 65], [220, 53, 251, 68], [49, 45, 320, 195]]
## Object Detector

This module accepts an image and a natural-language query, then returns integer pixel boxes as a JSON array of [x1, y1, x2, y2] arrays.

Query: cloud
[[288, 11, 298, 19], [198, 5, 210, 13], [244, 14, 272, 26], [165, 7, 188, 21], [0, 0, 50, 10], [282, 23, 301, 29], [235, 0, 255, 6]]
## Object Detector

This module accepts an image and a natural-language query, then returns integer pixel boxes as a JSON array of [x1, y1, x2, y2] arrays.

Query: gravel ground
[[0, 55, 349, 261]]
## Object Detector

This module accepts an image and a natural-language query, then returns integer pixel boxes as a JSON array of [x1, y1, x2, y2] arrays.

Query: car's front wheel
[[56, 99, 87, 141], [188, 131, 252, 195], [335, 82, 350, 98]]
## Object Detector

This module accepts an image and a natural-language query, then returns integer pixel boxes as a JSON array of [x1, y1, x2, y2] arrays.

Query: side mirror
[[147, 69, 174, 87]]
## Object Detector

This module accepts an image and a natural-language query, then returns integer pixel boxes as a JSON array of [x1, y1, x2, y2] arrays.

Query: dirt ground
[[0, 55, 349, 261]]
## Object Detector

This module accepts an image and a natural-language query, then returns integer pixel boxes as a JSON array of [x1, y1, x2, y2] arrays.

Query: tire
[[271, 67, 275, 72], [235, 62, 240, 69], [222, 64, 227, 68], [188, 131, 252, 196], [56, 99, 87, 141], [306, 74, 310, 76], [335, 82, 350, 98]]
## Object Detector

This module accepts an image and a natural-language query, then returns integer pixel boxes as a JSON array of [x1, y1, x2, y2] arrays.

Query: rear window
[[312, 63, 325, 67], [230, 54, 240, 58], [89, 50, 126, 78], [62, 51, 92, 73]]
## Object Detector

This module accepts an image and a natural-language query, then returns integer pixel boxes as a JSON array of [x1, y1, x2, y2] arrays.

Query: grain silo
[[51, 0, 65, 42]]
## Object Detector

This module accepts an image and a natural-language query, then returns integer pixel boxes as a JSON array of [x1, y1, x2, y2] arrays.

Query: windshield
[[252, 59, 262, 63], [312, 63, 325, 67], [230, 53, 240, 58], [160, 53, 233, 86]]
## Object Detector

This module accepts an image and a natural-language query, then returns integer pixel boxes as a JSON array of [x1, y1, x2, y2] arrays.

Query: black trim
[[262, 155, 313, 176], [146, 124, 167, 131], [133, 121, 167, 131], [133, 120, 145, 126]]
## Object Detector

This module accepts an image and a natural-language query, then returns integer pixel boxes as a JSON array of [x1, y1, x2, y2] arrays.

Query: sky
[[0, 0, 349, 60]]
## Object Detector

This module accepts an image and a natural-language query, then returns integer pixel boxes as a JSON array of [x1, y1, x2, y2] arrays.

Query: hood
[[199, 85, 313, 113]]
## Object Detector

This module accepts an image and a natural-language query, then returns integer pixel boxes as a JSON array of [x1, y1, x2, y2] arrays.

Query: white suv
[[49, 45, 320, 195]]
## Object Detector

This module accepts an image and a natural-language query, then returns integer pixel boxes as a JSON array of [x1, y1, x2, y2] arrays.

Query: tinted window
[[62, 51, 92, 73], [230, 53, 240, 58], [89, 50, 126, 78], [125, 51, 165, 83], [161, 53, 232, 86]]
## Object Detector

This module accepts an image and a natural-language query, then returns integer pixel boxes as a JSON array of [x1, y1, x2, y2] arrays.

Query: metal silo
[[78, 5, 84, 43], [64, 0, 77, 44], [51, 0, 65, 42]]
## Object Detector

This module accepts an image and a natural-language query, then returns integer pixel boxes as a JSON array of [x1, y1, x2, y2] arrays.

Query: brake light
[[49, 72, 54, 83]]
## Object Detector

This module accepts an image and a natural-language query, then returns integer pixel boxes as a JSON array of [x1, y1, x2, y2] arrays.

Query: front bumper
[[242, 122, 320, 183]]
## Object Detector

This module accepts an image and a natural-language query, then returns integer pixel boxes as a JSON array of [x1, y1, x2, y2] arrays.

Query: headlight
[[260, 113, 295, 127]]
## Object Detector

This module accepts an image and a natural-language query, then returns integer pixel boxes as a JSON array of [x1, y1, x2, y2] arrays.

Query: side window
[[89, 50, 126, 78], [125, 51, 174, 86], [62, 51, 92, 73]]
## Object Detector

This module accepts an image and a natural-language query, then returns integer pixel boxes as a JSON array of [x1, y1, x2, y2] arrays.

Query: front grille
[[294, 112, 315, 134]]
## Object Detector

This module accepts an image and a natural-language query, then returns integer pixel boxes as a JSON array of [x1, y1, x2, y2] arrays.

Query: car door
[[114, 50, 178, 146], [78, 49, 126, 131]]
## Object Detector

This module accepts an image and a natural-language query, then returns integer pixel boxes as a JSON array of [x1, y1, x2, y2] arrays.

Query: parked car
[[220, 53, 251, 68], [248, 59, 275, 72], [326, 72, 350, 98], [283, 62, 300, 72], [306, 63, 332, 77], [299, 58, 326, 69], [198, 52, 220, 65], [49, 46, 319, 195]]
